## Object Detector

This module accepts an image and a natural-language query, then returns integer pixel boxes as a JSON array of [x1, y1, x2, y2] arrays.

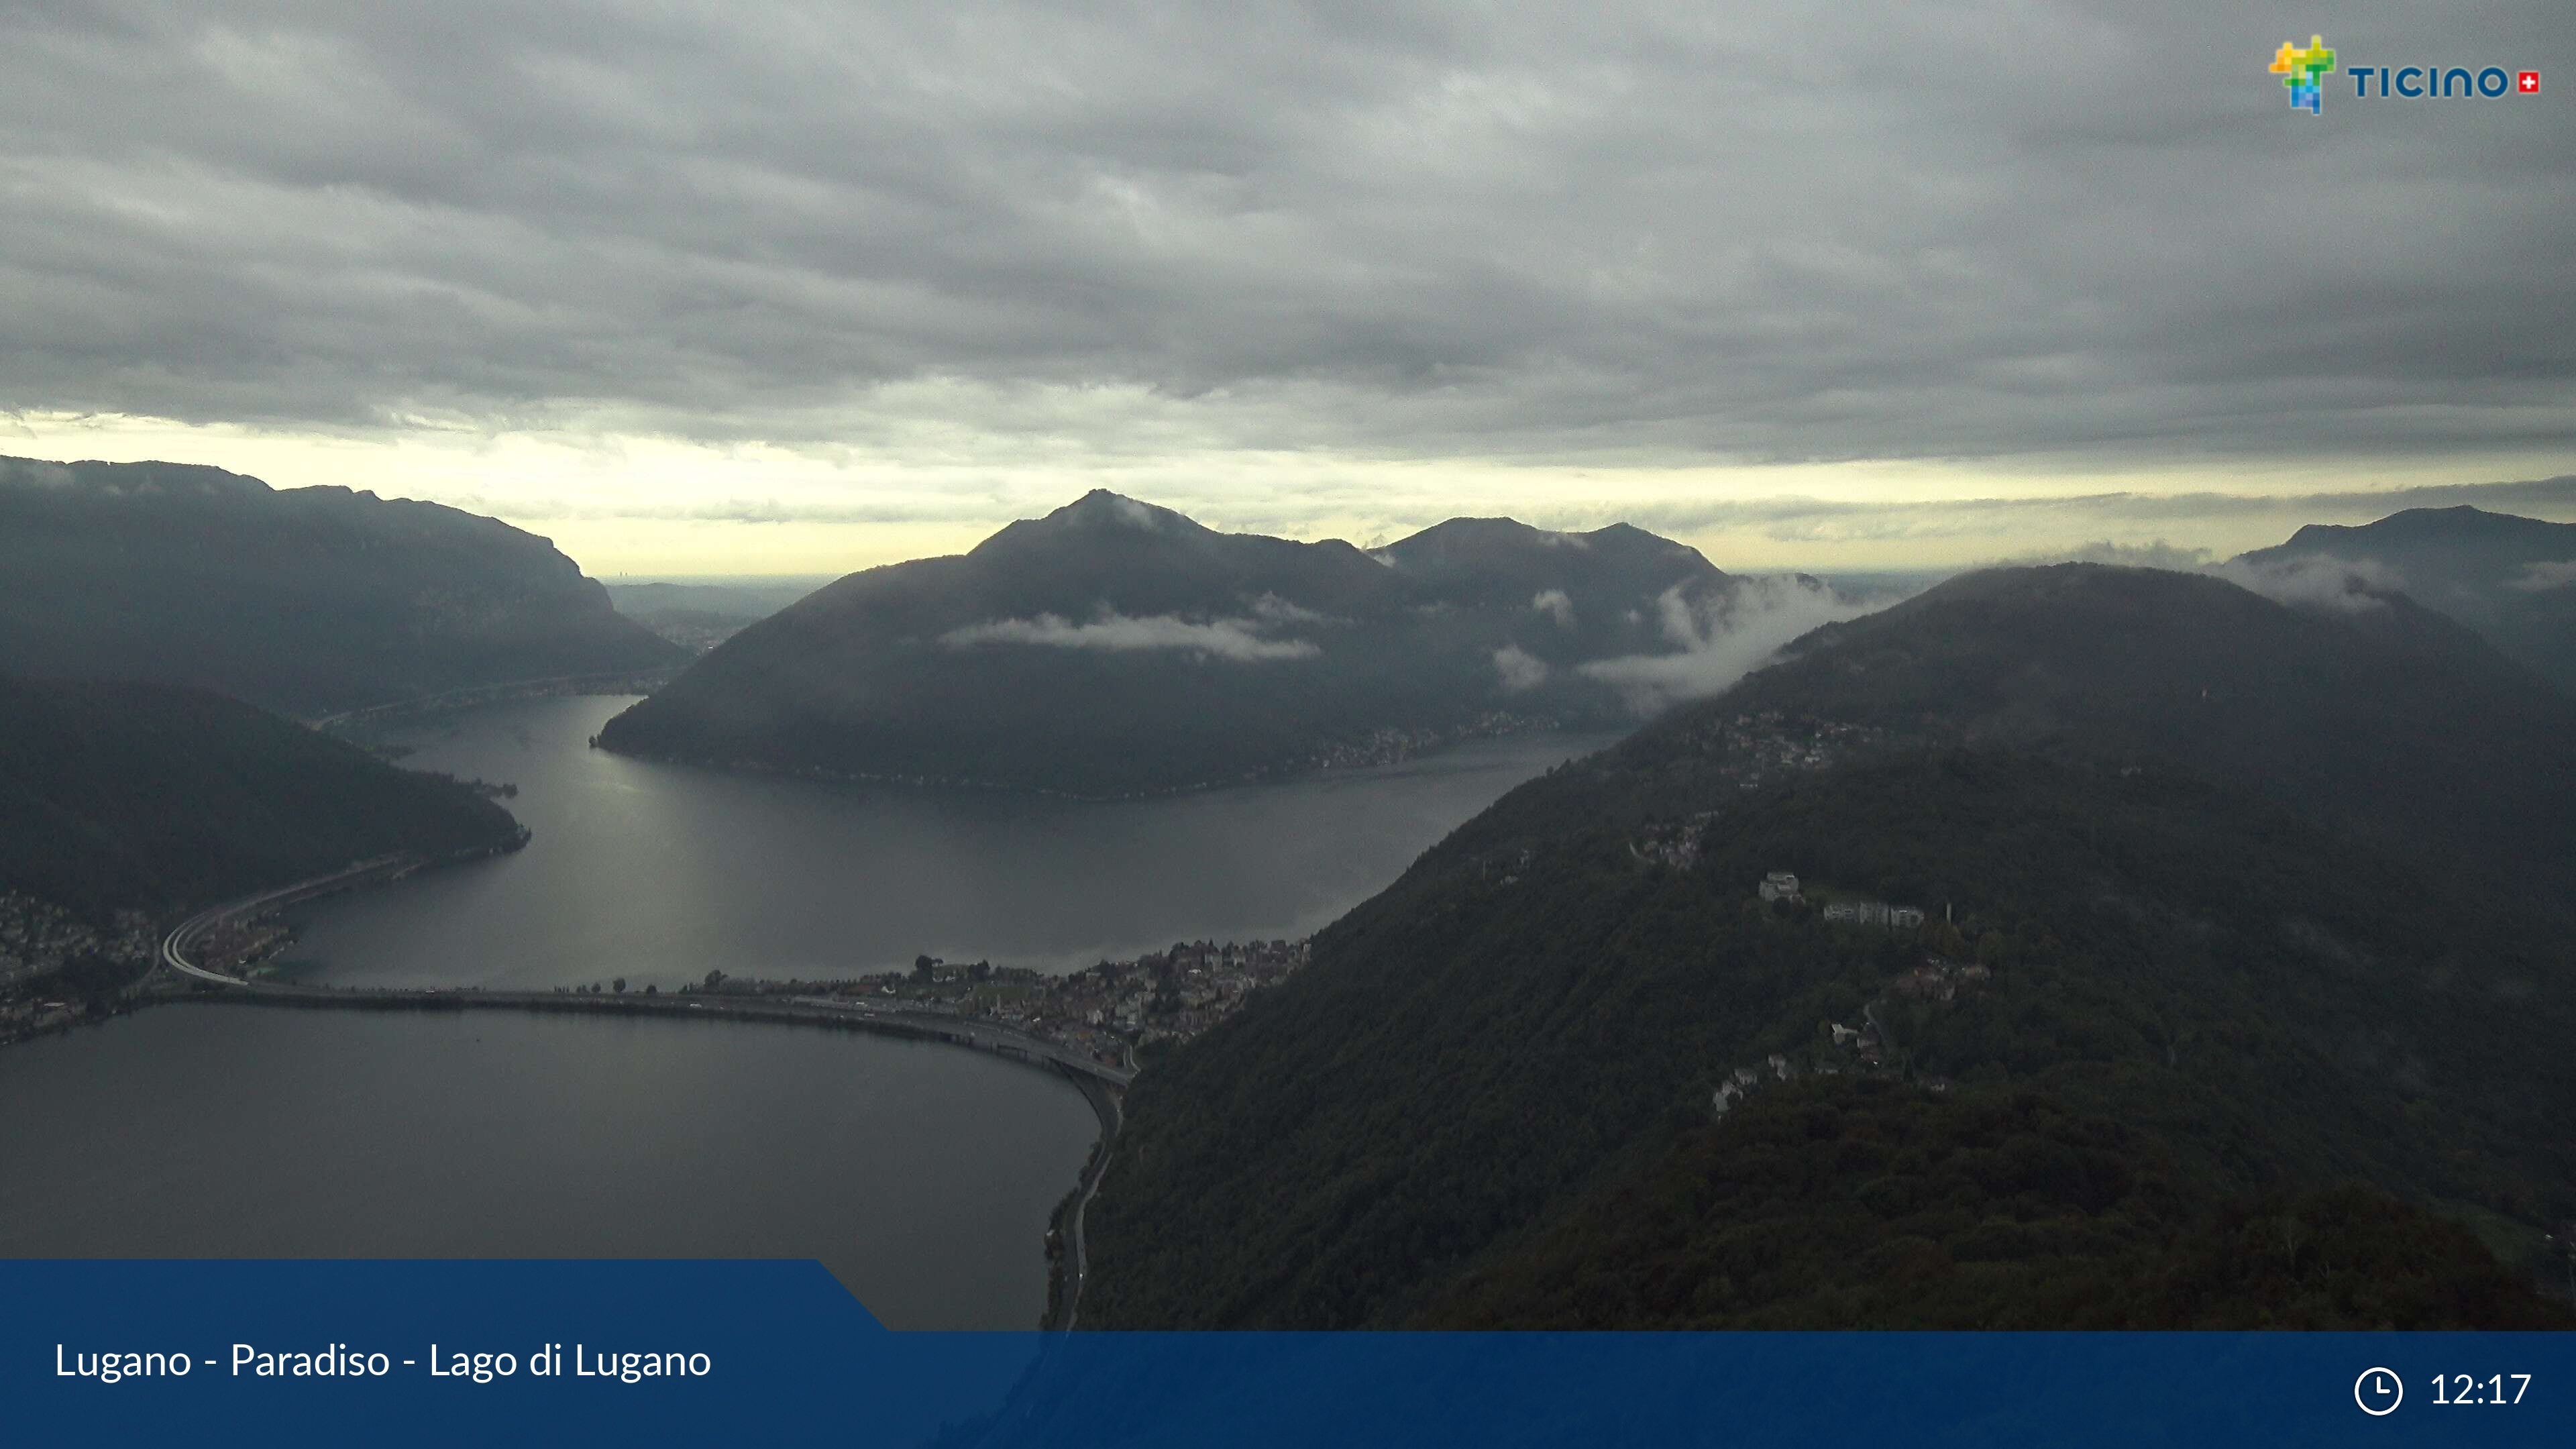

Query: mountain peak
[[2282, 504, 2570, 548], [1379, 516, 1713, 572], [1042, 490, 1208, 535]]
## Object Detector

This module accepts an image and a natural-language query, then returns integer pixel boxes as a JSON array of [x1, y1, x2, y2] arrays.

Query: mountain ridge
[[0, 675, 523, 924], [0, 455, 682, 718], [1079, 564, 2576, 1329], [2232, 504, 2576, 693], [597, 493, 1837, 796]]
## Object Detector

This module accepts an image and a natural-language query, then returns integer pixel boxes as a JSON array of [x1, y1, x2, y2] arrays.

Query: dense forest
[[0, 676, 522, 920], [0, 455, 678, 718], [1080, 566, 2576, 1329], [1428, 1079, 2571, 1330]]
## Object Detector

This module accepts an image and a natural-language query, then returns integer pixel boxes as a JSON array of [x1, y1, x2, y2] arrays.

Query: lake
[[290, 696, 1613, 989], [0, 1006, 1095, 1330], [1, 698, 1613, 1326]]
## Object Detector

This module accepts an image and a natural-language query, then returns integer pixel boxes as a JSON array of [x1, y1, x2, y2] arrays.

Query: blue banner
[[4, 1261, 2565, 1447]]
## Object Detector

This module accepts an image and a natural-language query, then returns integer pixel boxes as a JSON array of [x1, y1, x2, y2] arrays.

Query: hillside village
[[1631, 713, 1900, 873], [1709, 869, 1992, 1120], [1695, 711, 1894, 792]]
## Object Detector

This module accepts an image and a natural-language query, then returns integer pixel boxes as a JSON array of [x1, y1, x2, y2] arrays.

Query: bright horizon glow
[[10, 413, 2569, 580]]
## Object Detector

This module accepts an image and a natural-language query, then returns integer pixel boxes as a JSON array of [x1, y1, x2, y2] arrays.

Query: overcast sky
[[2, 1, 2567, 574]]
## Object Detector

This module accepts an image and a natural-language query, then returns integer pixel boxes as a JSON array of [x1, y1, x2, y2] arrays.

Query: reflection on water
[[291, 696, 1615, 989]]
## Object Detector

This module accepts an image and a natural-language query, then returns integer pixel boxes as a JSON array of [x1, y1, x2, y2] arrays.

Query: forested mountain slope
[[1080, 566, 2576, 1328], [0, 676, 521, 921]]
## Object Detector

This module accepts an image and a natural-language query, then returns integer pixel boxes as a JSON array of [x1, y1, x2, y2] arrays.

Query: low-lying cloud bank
[[2507, 560, 2576, 593], [2207, 555, 2404, 615], [941, 612, 1319, 661], [1579, 578, 1870, 713], [2004, 539, 2420, 617]]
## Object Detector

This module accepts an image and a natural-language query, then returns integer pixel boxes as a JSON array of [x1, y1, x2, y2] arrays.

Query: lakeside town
[[667, 936, 1315, 1070], [2, 866, 1316, 1070], [0, 891, 157, 1044]]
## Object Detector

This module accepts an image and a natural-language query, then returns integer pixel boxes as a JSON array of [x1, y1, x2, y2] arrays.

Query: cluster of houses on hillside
[[1892, 957, 1990, 1004], [1709, 870, 2000, 1118], [1629, 715, 1902, 874], [1016, 938, 1311, 1050], [1709, 967, 1990, 1120], [1825, 899, 1927, 929], [1697, 711, 1891, 793], [1634, 815, 1719, 870], [1754, 871, 1928, 930]]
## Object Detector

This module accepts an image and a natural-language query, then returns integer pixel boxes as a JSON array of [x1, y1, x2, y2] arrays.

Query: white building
[[1825, 899, 1925, 929]]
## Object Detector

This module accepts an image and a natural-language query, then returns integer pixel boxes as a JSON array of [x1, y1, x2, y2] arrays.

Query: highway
[[1056, 1075, 1122, 1330], [160, 857, 416, 986]]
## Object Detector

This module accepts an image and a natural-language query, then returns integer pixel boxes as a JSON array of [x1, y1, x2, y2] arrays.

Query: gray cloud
[[0, 1, 2567, 470], [1529, 588, 1574, 628], [1491, 643, 1550, 692], [2506, 559, 2576, 592], [1579, 576, 1869, 711], [1248, 593, 1332, 624], [2208, 555, 2405, 614], [1605, 477, 2576, 547], [941, 611, 1319, 660], [1995, 539, 2219, 571]]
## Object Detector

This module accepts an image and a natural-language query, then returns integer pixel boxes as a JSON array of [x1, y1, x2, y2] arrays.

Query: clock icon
[[2355, 1366, 2404, 1416]]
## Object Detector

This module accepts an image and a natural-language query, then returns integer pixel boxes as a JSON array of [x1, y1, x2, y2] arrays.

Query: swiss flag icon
[[2518, 70, 2540, 94]]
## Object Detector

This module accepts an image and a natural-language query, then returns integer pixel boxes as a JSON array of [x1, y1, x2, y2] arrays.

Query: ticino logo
[[2269, 34, 2540, 115]]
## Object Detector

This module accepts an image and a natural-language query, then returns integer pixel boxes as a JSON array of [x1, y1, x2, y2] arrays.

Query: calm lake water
[[2, 698, 1612, 1327], [0, 1006, 1095, 1330], [290, 696, 1613, 989]]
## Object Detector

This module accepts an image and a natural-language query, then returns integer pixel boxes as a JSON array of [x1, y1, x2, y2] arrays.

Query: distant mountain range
[[0, 455, 681, 718], [1079, 564, 2576, 1331], [602, 578, 833, 654], [598, 491, 1847, 795], [2232, 505, 2576, 693], [603, 579, 832, 625]]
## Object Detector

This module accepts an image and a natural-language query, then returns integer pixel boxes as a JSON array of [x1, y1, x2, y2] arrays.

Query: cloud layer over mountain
[[941, 611, 1320, 661]]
